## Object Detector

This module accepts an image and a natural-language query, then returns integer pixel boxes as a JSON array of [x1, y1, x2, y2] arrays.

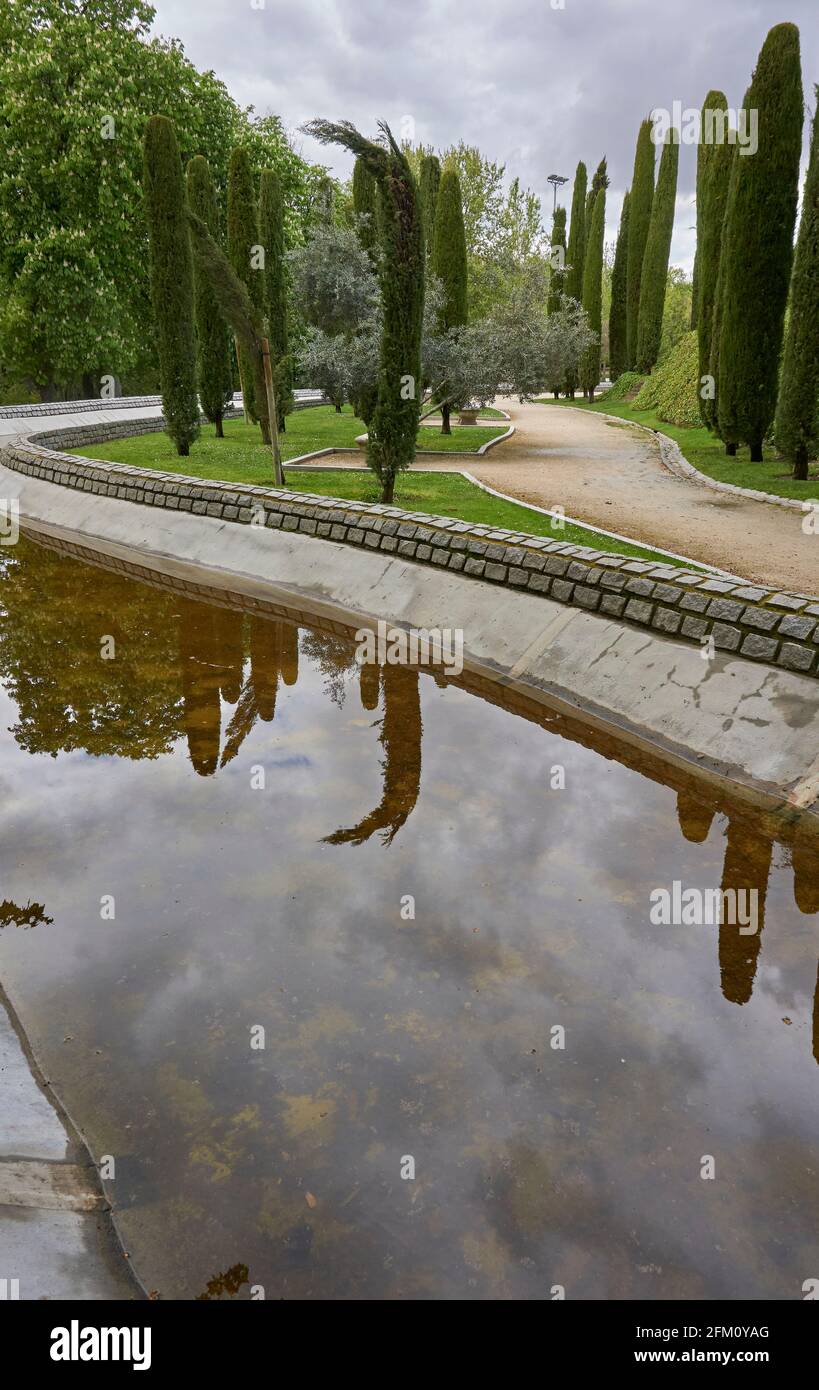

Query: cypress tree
[[717, 23, 803, 461], [564, 161, 587, 304], [227, 146, 263, 428], [547, 206, 567, 311], [352, 155, 378, 259], [626, 119, 655, 368], [431, 167, 468, 433], [419, 154, 441, 256], [609, 191, 630, 381], [775, 95, 819, 479], [584, 159, 609, 243], [695, 92, 733, 427], [580, 185, 606, 399], [142, 116, 199, 456], [305, 120, 424, 505], [636, 129, 679, 374], [259, 168, 291, 432], [690, 250, 698, 330], [563, 161, 587, 395], [186, 156, 232, 439], [547, 205, 567, 395]]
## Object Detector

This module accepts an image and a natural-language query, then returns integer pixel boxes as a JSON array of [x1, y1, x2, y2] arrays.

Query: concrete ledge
[[3, 417, 818, 680], [4, 457, 819, 816]]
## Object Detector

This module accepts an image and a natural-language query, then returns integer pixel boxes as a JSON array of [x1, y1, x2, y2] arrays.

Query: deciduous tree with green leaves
[[142, 116, 199, 455], [0, 1, 321, 402]]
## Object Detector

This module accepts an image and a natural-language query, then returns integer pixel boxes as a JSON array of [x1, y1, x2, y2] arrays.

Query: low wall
[[2, 418, 818, 681]]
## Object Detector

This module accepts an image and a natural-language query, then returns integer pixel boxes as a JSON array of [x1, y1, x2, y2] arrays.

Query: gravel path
[[464, 400, 819, 594]]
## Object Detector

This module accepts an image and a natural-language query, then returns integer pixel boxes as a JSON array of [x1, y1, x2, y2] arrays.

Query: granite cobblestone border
[[3, 420, 819, 680]]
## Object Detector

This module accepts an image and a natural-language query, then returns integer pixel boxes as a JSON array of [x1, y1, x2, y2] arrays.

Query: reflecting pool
[[1, 533, 817, 1299]]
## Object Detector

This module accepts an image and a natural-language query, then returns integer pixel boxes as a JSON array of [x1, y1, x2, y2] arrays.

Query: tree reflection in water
[[1, 534, 818, 1057]]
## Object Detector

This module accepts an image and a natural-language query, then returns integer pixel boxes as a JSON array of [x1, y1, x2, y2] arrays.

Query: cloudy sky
[[151, 0, 817, 272]]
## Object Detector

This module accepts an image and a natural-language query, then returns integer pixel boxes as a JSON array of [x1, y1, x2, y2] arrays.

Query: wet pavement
[[0, 533, 817, 1299]]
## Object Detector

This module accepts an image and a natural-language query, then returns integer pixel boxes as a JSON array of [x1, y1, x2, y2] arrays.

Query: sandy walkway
[[313, 400, 818, 593]]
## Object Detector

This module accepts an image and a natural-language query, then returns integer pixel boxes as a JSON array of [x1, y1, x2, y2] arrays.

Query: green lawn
[[538, 397, 819, 503], [68, 405, 707, 567], [68, 406, 505, 477]]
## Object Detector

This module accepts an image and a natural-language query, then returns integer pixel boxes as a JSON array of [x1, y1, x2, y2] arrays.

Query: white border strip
[[461, 471, 747, 579]]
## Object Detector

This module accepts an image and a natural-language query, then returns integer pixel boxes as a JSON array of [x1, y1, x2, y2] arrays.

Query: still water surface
[[1, 534, 817, 1299]]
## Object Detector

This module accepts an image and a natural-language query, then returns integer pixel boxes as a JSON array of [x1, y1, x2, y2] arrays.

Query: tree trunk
[[441, 403, 451, 435], [381, 475, 395, 504], [725, 441, 737, 456], [335, 402, 342, 413], [749, 440, 763, 462], [215, 417, 224, 439], [793, 446, 809, 481]]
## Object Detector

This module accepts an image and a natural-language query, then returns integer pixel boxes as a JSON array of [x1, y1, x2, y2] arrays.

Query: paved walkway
[[452, 401, 818, 595]]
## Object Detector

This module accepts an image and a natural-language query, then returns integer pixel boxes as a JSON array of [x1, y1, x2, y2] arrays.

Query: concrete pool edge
[[0, 983, 144, 1301], [4, 462, 818, 822]]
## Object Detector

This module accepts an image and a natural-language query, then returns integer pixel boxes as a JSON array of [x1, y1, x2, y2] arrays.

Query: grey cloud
[[153, 0, 818, 269]]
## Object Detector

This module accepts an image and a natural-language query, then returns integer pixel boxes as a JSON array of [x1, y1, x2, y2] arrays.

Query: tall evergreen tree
[[352, 155, 379, 260], [584, 159, 609, 243], [186, 156, 232, 438], [695, 91, 733, 427], [259, 168, 291, 432], [563, 161, 587, 395], [717, 23, 803, 461], [564, 161, 588, 304], [547, 206, 567, 315], [636, 129, 679, 373], [431, 167, 468, 433], [419, 154, 441, 256], [547, 204, 568, 395], [690, 249, 699, 330], [626, 119, 655, 368], [305, 120, 424, 504], [609, 191, 630, 381], [580, 185, 606, 399], [142, 116, 199, 456], [775, 94, 819, 479], [227, 145, 262, 428]]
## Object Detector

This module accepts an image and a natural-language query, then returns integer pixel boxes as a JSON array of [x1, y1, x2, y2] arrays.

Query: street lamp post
[[547, 173, 569, 213]]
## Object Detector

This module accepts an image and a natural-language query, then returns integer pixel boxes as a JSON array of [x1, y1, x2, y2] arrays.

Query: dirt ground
[[315, 399, 819, 594]]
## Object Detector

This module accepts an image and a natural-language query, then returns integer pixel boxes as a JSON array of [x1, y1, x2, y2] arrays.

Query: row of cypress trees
[[603, 114, 681, 388], [143, 116, 291, 457], [694, 23, 811, 473], [552, 155, 609, 399]]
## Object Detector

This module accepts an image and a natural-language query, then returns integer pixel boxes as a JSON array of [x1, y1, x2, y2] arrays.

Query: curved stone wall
[[2, 417, 818, 680]]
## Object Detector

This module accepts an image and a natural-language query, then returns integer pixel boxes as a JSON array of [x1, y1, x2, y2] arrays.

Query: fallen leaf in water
[[305, 1191, 317, 1209]]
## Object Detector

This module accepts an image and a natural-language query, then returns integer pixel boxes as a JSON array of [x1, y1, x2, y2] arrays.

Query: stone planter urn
[[457, 406, 480, 426]]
